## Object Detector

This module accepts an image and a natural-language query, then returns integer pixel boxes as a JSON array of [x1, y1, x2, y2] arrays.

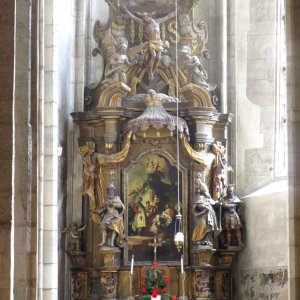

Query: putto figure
[[94, 182, 126, 248], [122, 6, 175, 80], [102, 40, 134, 87], [62, 223, 87, 252], [180, 45, 216, 91], [221, 184, 244, 248]]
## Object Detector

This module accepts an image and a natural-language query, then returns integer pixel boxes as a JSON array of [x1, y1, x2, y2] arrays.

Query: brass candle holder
[[127, 272, 135, 300], [178, 271, 188, 300]]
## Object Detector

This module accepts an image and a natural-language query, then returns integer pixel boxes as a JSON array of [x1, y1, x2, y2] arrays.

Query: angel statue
[[102, 39, 135, 87], [79, 142, 97, 203], [62, 223, 87, 252], [179, 45, 216, 91], [94, 182, 126, 248], [212, 142, 227, 201], [121, 5, 175, 80], [79, 142, 105, 218]]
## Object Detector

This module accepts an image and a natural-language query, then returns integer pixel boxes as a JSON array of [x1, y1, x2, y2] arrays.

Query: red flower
[[163, 287, 167, 293], [165, 278, 171, 285], [141, 287, 146, 294], [152, 292, 158, 298], [154, 278, 158, 283], [140, 280, 145, 286], [152, 287, 160, 294], [172, 295, 177, 300], [152, 261, 158, 267]]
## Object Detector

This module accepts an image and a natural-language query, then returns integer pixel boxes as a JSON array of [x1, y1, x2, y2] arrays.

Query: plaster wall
[[236, 187, 288, 299]]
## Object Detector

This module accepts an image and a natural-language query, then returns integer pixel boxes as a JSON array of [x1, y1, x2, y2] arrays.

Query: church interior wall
[[226, 0, 289, 299]]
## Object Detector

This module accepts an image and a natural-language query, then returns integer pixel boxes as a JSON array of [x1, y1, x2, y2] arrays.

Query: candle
[[181, 255, 184, 274], [130, 254, 134, 274]]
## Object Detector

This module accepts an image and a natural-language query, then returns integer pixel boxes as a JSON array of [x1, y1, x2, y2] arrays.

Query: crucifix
[[148, 236, 162, 262]]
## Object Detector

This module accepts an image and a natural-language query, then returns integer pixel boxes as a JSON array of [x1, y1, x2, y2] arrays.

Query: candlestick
[[178, 271, 188, 300], [181, 255, 184, 274], [127, 272, 135, 300], [130, 254, 134, 275]]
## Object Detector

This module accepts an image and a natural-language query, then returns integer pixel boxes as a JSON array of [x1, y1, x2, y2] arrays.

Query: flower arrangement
[[135, 261, 176, 300]]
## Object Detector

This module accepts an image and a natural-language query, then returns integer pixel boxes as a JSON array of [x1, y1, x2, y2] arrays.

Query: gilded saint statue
[[192, 195, 219, 247], [94, 182, 126, 248], [192, 173, 219, 247], [221, 185, 244, 247], [121, 6, 175, 80]]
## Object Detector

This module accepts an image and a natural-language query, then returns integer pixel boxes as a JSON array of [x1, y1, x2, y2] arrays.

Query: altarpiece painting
[[124, 151, 186, 264]]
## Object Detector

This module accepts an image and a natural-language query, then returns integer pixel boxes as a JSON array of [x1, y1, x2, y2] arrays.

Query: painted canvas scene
[[126, 153, 182, 263]]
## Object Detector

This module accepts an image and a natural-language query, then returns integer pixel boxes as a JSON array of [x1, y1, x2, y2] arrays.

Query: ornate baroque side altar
[[67, 0, 244, 299]]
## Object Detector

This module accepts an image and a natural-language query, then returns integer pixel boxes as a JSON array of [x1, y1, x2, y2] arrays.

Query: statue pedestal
[[99, 269, 118, 300], [192, 269, 216, 299], [71, 272, 89, 299], [67, 251, 85, 267], [218, 249, 240, 268], [97, 248, 121, 300], [192, 247, 216, 267], [98, 247, 121, 268]]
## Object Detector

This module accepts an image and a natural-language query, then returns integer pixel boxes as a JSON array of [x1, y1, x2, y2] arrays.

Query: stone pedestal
[[72, 272, 89, 299], [215, 271, 231, 299], [218, 250, 239, 268], [98, 247, 121, 268], [99, 270, 118, 300], [67, 251, 86, 267], [192, 269, 216, 299], [192, 247, 216, 267]]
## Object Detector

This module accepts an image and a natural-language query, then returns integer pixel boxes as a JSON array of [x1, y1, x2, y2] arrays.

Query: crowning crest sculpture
[[69, 1, 242, 299]]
